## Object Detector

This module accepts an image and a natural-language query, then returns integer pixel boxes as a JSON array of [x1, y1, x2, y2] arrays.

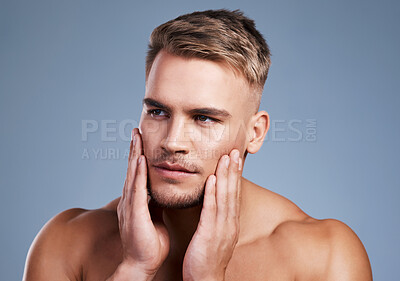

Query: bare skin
[[23, 51, 372, 281]]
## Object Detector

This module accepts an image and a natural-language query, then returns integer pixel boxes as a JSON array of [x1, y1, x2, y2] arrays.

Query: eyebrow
[[143, 98, 172, 112], [142, 98, 232, 118]]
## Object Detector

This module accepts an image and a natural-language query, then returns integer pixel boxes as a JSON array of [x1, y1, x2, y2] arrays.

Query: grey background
[[1, 0, 399, 280]]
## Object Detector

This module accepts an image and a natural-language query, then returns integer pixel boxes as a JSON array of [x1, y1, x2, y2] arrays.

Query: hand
[[115, 128, 170, 279], [182, 149, 242, 281]]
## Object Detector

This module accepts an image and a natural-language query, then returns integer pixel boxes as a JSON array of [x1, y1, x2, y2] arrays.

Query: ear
[[246, 110, 269, 154]]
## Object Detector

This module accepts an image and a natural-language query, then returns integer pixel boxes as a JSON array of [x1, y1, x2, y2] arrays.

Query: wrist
[[183, 278, 225, 281], [107, 261, 156, 281], [184, 274, 224, 281]]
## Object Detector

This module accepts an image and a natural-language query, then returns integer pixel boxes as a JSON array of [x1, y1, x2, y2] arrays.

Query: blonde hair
[[145, 9, 271, 107]]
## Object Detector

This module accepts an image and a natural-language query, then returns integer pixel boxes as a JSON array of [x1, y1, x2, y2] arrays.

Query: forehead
[[145, 50, 250, 111]]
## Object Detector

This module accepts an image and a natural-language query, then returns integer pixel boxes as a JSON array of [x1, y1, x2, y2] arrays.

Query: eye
[[147, 109, 168, 118], [194, 115, 218, 123]]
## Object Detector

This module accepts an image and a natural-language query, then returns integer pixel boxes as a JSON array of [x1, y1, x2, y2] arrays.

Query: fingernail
[[131, 130, 134, 141], [238, 158, 242, 171], [138, 155, 142, 164], [225, 155, 230, 167], [232, 150, 239, 163], [211, 175, 216, 185]]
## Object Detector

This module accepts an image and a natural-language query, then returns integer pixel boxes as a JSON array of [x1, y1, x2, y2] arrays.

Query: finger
[[236, 170, 242, 219], [131, 155, 151, 221], [215, 154, 230, 217], [132, 128, 142, 159], [128, 129, 134, 162], [237, 158, 243, 210], [121, 129, 137, 200], [198, 175, 217, 227], [125, 129, 142, 201], [227, 149, 240, 216]]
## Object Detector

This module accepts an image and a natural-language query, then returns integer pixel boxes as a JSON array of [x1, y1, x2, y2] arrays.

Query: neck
[[158, 177, 250, 259], [162, 203, 203, 258]]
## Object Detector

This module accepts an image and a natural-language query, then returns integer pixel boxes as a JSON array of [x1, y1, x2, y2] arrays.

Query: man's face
[[139, 50, 254, 209]]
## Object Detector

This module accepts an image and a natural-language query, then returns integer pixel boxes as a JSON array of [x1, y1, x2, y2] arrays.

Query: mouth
[[152, 162, 198, 180]]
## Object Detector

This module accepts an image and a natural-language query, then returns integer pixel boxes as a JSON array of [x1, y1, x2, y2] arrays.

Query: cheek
[[199, 121, 246, 154], [199, 123, 229, 144], [141, 134, 154, 158], [139, 119, 166, 159], [196, 127, 228, 159], [195, 126, 247, 175], [196, 137, 231, 174], [140, 115, 163, 136]]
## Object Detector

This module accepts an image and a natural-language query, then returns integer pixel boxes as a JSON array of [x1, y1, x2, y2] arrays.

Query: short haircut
[[145, 9, 271, 109]]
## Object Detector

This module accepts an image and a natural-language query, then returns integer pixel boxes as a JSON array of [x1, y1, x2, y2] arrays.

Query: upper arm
[[23, 208, 88, 281], [324, 219, 372, 281]]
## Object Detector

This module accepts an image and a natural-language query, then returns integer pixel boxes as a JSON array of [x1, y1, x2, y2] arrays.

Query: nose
[[161, 117, 191, 155]]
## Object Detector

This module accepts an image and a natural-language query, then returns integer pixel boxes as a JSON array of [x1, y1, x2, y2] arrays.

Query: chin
[[146, 175, 205, 209]]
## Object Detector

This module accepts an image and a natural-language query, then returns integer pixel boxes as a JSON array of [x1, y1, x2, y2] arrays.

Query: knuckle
[[229, 212, 239, 221], [133, 181, 140, 192], [117, 203, 124, 217], [226, 227, 239, 241], [227, 232, 236, 241], [207, 201, 217, 210]]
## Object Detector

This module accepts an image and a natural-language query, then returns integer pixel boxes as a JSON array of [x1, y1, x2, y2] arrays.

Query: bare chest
[[84, 238, 295, 281]]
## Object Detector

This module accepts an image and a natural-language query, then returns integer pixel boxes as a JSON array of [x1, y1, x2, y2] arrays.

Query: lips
[[152, 161, 198, 180], [154, 162, 196, 173]]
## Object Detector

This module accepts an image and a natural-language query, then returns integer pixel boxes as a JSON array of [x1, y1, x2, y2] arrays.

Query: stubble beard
[[146, 174, 205, 209]]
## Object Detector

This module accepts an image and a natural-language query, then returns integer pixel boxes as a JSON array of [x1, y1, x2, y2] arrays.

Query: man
[[23, 9, 372, 281]]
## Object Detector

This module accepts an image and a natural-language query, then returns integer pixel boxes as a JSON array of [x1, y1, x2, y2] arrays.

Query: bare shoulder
[[24, 202, 119, 281], [270, 217, 372, 280], [242, 179, 372, 280]]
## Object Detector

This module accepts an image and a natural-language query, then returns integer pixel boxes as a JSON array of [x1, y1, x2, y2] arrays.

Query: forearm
[[106, 262, 156, 281]]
